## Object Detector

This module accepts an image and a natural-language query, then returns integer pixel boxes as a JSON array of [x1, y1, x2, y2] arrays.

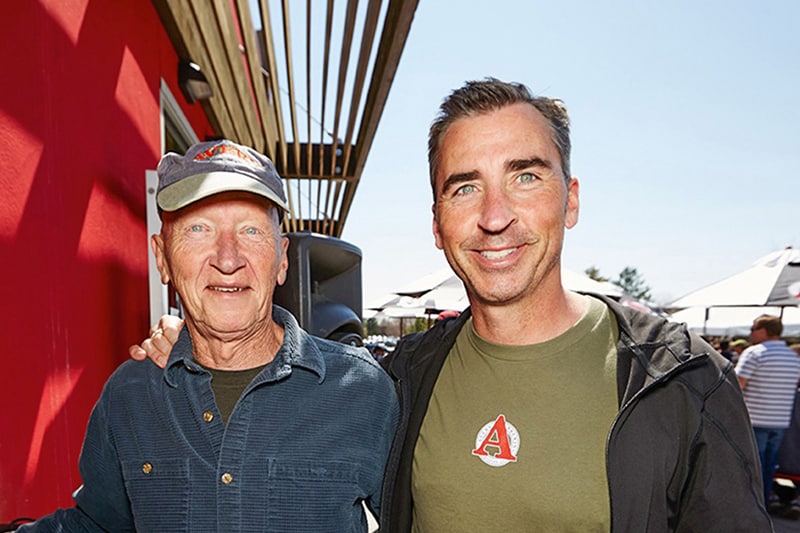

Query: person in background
[[21, 139, 398, 531], [367, 343, 389, 362], [730, 338, 750, 365], [718, 339, 735, 361], [132, 80, 771, 532], [736, 314, 800, 508]]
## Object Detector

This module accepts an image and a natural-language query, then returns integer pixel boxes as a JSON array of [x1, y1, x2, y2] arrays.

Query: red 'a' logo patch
[[471, 414, 520, 467]]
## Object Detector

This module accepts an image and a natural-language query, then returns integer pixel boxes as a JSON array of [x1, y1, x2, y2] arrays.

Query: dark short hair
[[427, 77, 571, 199], [753, 314, 783, 337]]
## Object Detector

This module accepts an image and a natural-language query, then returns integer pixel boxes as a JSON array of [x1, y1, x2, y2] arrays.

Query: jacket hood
[[596, 293, 718, 407]]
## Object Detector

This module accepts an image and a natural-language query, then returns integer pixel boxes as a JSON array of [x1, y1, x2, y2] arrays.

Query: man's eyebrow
[[507, 157, 552, 172], [440, 171, 478, 194]]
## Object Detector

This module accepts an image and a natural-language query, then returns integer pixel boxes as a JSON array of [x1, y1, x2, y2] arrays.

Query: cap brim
[[157, 171, 288, 212]]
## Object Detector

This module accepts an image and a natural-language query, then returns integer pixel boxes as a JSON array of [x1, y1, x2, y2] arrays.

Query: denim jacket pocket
[[266, 459, 363, 532], [121, 457, 189, 532]]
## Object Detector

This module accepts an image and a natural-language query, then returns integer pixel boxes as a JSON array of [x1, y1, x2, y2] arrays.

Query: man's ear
[[564, 177, 580, 229], [151, 234, 171, 284], [432, 203, 444, 250], [275, 235, 290, 286]]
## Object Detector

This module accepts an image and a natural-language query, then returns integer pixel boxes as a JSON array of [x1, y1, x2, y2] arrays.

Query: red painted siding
[[0, 0, 214, 520]]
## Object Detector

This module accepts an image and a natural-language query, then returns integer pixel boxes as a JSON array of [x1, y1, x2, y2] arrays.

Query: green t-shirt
[[412, 297, 618, 532], [203, 363, 267, 425]]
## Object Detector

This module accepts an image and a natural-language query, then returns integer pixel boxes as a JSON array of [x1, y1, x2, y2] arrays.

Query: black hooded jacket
[[379, 294, 772, 532]]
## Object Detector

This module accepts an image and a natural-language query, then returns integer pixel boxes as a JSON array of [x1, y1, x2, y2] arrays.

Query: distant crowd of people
[[713, 333, 800, 363], [709, 316, 800, 520]]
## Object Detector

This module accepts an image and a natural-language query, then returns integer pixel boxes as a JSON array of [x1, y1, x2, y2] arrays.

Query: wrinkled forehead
[[160, 191, 282, 228]]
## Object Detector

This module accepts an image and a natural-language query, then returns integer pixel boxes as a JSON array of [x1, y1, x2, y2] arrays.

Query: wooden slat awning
[[153, 0, 419, 237]]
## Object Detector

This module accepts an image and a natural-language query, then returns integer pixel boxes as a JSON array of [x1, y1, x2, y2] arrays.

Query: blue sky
[[341, 0, 800, 306]]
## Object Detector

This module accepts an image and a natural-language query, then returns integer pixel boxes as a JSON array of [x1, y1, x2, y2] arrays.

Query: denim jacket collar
[[163, 305, 326, 387]]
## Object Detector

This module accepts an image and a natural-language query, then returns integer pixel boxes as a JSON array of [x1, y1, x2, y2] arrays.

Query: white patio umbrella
[[669, 306, 800, 338], [562, 269, 624, 298], [666, 247, 800, 334], [668, 247, 800, 310], [366, 294, 442, 318], [392, 268, 458, 298], [366, 274, 467, 319], [368, 267, 624, 319]]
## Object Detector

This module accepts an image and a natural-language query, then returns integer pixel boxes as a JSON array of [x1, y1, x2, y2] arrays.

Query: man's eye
[[190, 224, 204, 232], [518, 172, 537, 183], [244, 227, 258, 235], [455, 183, 477, 196]]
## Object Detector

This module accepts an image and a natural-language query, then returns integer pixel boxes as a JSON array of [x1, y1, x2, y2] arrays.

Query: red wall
[[0, 0, 214, 520]]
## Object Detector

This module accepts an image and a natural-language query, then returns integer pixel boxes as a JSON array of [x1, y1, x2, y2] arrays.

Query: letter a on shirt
[[471, 414, 520, 467]]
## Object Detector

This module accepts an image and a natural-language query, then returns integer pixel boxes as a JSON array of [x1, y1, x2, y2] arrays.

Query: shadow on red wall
[[0, 0, 213, 519]]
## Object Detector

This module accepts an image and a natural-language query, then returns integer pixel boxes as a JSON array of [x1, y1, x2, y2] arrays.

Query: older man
[[20, 140, 398, 532]]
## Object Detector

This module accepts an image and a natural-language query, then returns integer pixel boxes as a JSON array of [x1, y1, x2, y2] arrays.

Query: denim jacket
[[21, 306, 399, 532]]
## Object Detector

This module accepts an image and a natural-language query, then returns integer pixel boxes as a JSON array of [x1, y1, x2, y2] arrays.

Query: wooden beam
[[210, 0, 263, 150], [279, 0, 302, 231], [340, 0, 382, 182], [319, 0, 336, 233], [233, 0, 277, 152], [153, 0, 236, 138], [257, 0, 289, 163], [338, 0, 419, 231]]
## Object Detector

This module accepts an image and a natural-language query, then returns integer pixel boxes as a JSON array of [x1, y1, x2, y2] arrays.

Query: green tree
[[613, 266, 652, 302], [584, 266, 609, 282], [365, 317, 383, 336], [408, 317, 429, 334]]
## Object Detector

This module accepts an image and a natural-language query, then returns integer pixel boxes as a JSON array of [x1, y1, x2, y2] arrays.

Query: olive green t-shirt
[[203, 363, 267, 425], [412, 297, 618, 532]]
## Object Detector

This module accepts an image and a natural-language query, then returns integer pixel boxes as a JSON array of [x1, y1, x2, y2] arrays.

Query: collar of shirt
[[162, 305, 326, 387], [761, 340, 788, 347]]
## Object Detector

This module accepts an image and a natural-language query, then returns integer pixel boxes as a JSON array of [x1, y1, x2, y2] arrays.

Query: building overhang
[[153, 0, 419, 236]]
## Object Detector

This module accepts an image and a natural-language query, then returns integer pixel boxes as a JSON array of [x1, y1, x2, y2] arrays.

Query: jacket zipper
[[380, 360, 413, 530]]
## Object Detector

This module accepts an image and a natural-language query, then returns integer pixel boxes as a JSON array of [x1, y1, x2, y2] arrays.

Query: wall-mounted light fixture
[[178, 59, 213, 103]]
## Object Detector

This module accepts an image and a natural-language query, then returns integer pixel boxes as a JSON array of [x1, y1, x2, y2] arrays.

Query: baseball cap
[[156, 139, 288, 213], [730, 339, 749, 348]]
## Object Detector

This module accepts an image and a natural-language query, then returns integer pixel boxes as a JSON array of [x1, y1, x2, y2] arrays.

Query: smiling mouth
[[480, 247, 517, 260], [209, 286, 246, 293]]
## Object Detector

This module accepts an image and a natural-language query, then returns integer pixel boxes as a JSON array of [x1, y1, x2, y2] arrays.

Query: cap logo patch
[[194, 143, 261, 168]]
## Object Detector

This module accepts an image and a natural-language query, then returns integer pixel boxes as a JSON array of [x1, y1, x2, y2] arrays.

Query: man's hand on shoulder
[[128, 315, 183, 368]]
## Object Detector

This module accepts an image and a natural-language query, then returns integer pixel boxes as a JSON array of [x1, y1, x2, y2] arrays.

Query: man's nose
[[478, 186, 517, 233], [211, 233, 245, 273]]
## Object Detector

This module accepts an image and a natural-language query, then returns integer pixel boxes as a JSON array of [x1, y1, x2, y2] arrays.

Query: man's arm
[[128, 315, 183, 368], [676, 367, 771, 530], [734, 348, 754, 392], [738, 376, 749, 390]]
